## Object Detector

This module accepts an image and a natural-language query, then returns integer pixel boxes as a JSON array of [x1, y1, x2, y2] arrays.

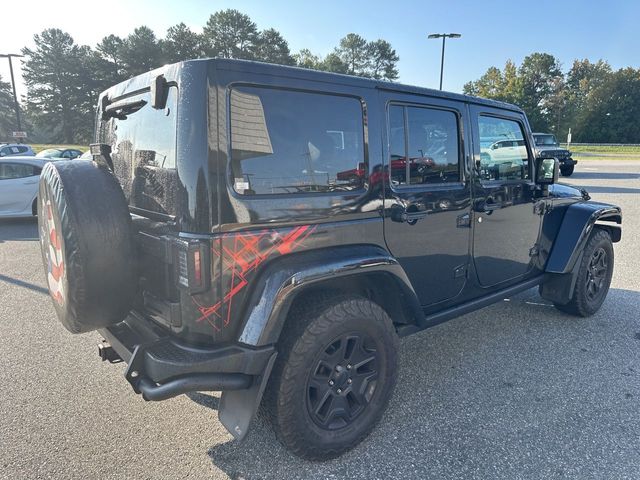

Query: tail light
[[173, 238, 210, 294]]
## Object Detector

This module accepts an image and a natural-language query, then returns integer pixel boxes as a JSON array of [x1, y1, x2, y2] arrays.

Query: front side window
[[478, 116, 530, 181], [388, 104, 460, 186], [229, 86, 366, 195], [0, 163, 38, 180]]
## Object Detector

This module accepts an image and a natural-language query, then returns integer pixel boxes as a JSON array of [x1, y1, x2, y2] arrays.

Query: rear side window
[[388, 104, 460, 186], [229, 86, 366, 195], [0, 163, 39, 179]]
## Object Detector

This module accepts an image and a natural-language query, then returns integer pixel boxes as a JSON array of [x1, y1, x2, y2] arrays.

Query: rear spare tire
[[38, 160, 136, 333]]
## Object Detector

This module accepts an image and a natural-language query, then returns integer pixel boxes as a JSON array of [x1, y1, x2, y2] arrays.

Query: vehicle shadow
[[204, 287, 640, 479], [0, 217, 39, 243], [0, 273, 48, 295], [569, 171, 640, 180]]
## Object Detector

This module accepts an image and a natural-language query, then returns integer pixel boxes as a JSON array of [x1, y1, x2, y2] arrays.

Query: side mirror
[[536, 157, 559, 185]]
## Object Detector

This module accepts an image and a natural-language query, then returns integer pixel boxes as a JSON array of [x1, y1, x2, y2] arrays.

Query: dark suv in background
[[533, 132, 577, 176], [38, 59, 621, 460]]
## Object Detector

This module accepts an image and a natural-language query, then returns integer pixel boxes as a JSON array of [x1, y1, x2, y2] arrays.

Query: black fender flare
[[545, 202, 621, 274], [540, 201, 621, 304], [217, 244, 422, 440], [236, 244, 424, 347]]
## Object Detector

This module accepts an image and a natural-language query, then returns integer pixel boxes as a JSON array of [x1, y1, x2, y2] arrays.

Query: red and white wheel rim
[[42, 199, 65, 306]]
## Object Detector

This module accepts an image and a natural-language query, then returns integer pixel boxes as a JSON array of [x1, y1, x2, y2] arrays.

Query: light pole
[[427, 33, 461, 90], [0, 53, 24, 133]]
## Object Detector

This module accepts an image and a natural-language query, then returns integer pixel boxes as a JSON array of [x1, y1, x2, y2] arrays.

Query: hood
[[549, 183, 589, 200], [536, 146, 570, 155]]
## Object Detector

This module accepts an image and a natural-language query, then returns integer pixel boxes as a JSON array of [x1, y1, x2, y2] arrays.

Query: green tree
[[335, 33, 369, 76], [366, 39, 399, 81], [120, 26, 164, 76], [21, 29, 93, 143], [517, 52, 563, 131], [575, 68, 640, 142], [95, 34, 125, 84], [164, 23, 203, 63], [294, 49, 323, 70], [202, 9, 259, 59], [321, 52, 348, 74], [463, 66, 504, 98], [0, 75, 17, 140], [255, 28, 294, 65]]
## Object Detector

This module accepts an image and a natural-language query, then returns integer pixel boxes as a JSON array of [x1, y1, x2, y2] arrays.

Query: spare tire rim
[[305, 332, 379, 430], [41, 197, 66, 307], [585, 247, 607, 302]]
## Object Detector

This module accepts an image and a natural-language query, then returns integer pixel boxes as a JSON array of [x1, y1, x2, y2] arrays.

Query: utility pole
[[427, 33, 461, 90], [0, 53, 24, 133]]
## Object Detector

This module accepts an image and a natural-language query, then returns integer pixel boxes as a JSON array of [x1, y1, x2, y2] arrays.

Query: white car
[[0, 143, 36, 157], [0, 157, 49, 217]]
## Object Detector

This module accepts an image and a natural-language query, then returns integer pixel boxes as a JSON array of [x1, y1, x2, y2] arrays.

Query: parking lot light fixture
[[0, 53, 24, 133], [427, 33, 461, 90]]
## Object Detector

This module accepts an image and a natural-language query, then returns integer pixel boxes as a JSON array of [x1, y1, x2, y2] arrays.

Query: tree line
[[464, 53, 640, 143], [0, 9, 399, 144]]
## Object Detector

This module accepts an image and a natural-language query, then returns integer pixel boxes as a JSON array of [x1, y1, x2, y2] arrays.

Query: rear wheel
[[263, 296, 398, 460], [560, 164, 574, 176], [554, 228, 614, 317]]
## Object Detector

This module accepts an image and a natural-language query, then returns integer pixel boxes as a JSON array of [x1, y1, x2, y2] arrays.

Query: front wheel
[[554, 228, 614, 317], [263, 296, 399, 460], [560, 164, 575, 176]]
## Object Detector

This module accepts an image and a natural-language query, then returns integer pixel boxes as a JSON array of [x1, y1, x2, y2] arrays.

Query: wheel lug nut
[[347, 378, 352, 384], [346, 364, 352, 370], [328, 380, 334, 386], [337, 388, 342, 394]]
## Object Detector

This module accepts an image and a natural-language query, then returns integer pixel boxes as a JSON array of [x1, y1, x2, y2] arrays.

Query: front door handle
[[401, 210, 428, 222], [391, 204, 428, 224]]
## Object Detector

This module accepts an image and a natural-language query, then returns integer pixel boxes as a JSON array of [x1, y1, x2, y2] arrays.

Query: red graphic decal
[[193, 225, 316, 332]]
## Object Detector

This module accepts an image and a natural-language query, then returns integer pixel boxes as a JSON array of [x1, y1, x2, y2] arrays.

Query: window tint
[[100, 86, 178, 215], [478, 116, 530, 181], [0, 163, 38, 180], [388, 104, 460, 186], [229, 86, 365, 195], [17, 146, 28, 153]]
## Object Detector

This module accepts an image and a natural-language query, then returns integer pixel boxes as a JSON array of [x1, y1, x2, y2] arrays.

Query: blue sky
[[1, 0, 638, 99]]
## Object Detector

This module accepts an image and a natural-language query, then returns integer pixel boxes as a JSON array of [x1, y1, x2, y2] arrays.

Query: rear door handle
[[401, 210, 428, 222], [483, 201, 502, 212]]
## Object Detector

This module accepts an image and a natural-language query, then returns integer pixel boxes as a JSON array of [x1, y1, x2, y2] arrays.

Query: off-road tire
[[560, 165, 575, 176], [554, 228, 614, 317], [262, 296, 399, 460], [38, 160, 136, 333]]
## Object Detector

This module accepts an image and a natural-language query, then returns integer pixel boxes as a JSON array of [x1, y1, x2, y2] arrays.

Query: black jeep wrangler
[[533, 132, 577, 176], [38, 59, 621, 460]]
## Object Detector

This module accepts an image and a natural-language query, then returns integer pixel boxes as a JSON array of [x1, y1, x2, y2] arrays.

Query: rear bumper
[[99, 311, 275, 401]]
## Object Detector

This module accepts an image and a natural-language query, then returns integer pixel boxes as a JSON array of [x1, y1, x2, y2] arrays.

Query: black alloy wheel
[[585, 247, 608, 303], [262, 296, 398, 460], [306, 332, 379, 430]]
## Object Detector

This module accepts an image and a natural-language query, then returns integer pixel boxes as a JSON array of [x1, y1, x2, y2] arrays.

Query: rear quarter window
[[99, 86, 178, 216], [229, 86, 366, 195]]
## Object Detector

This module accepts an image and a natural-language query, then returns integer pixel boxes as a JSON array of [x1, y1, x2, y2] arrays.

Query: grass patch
[[30, 144, 87, 154], [564, 144, 640, 154]]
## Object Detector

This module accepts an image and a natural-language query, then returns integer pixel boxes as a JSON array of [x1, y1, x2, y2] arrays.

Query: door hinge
[[533, 201, 552, 216]]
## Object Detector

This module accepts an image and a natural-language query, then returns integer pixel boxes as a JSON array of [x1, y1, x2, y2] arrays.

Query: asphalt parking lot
[[1, 159, 639, 480]]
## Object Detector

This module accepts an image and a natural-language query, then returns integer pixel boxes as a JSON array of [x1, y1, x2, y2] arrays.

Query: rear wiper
[[102, 99, 147, 120]]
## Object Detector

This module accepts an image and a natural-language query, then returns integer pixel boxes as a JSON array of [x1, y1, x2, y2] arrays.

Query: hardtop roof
[[206, 58, 524, 113]]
